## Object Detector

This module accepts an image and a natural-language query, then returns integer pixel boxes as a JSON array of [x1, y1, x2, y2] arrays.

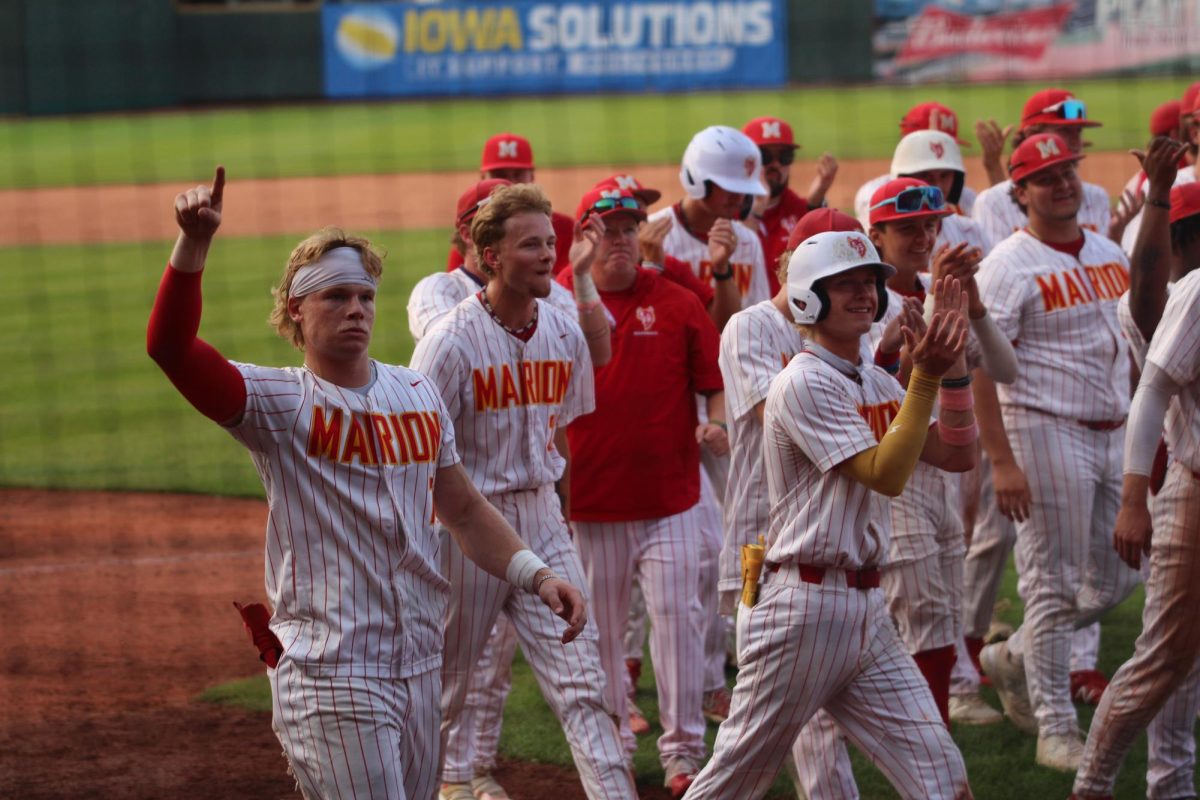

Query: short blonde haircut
[[470, 184, 552, 277], [269, 227, 384, 350]]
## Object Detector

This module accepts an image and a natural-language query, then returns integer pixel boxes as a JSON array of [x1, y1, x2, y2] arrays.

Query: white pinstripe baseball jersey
[[762, 347, 905, 569], [1119, 169, 1196, 257], [718, 300, 806, 595], [407, 267, 576, 342], [1144, 270, 1200, 473], [977, 230, 1131, 421], [1117, 290, 1153, 369], [972, 179, 1110, 246], [855, 173, 977, 223], [408, 296, 594, 495], [938, 212, 992, 254], [226, 361, 459, 678], [648, 205, 770, 308]]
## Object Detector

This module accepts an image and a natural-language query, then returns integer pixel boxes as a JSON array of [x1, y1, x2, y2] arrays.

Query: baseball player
[[854, 101, 979, 222], [445, 133, 576, 274], [410, 184, 636, 800], [863, 177, 1017, 729], [741, 116, 838, 295], [147, 168, 587, 800], [971, 89, 1112, 246], [1118, 102, 1199, 258], [408, 178, 615, 800], [558, 187, 727, 797], [686, 230, 976, 800], [888, 131, 993, 254], [974, 134, 1141, 772], [1071, 153, 1200, 800]]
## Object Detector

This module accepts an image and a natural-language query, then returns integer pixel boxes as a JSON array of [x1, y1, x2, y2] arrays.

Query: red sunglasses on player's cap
[[1170, 183, 1200, 226], [899, 102, 970, 146], [785, 208, 863, 251], [868, 178, 951, 226], [594, 174, 661, 206], [575, 187, 648, 225], [1151, 100, 1183, 137], [455, 178, 512, 224], [1008, 133, 1085, 183], [480, 133, 534, 172], [1020, 89, 1102, 129]]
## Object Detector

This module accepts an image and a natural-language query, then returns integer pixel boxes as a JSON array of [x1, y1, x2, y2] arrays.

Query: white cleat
[[980, 641, 1038, 735], [1036, 731, 1084, 772], [948, 692, 1003, 726]]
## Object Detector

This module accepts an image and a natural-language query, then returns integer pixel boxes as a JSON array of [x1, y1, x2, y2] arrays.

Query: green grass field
[[0, 77, 1193, 189], [201, 568, 1192, 799]]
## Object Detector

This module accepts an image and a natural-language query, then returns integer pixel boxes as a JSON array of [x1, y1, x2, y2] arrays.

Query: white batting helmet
[[786, 231, 896, 325], [679, 126, 768, 200], [890, 130, 965, 204]]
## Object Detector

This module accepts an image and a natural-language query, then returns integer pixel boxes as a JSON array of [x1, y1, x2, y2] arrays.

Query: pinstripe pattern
[[972, 179, 1110, 246], [853, 173, 978, 222], [270, 658, 442, 800], [938, 213, 992, 254], [790, 710, 860, 800], [574, 508, 708, 770], [1117, 169, 1195, 257], [697, 467, 730, 694], [882, 517, 966, 654], [648, 205, 770, 308], [407, 268, 576, 343], [1145, 271, 1200, 473]]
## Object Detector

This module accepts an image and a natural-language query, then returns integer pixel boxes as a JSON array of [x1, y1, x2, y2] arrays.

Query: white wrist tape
[[1124, 363, 1177, 476], [574, 271, 600, 305], [506, 548, 549, 593]]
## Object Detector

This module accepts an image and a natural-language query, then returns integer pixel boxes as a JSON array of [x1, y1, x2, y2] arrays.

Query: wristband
[[506, 548, 550, 593], [936, 421, 979, 446], [711, 420, 727, 431], [938, 385, 974, 411], [940, 374, 972, 389], [1146, 198, 1171, 210], [574, 271, 600, 305], [712, 266, 734, 281], [875, 348, 901, 375]]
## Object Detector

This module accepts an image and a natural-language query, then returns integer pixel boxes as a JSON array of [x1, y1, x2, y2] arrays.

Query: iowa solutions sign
[[322, 1, 787, 97]]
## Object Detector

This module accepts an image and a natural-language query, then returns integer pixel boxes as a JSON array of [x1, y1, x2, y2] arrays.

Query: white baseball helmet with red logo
[[679, 125, 768, 200], [786, 231, 896, 325], [890, 130, 965, 204]]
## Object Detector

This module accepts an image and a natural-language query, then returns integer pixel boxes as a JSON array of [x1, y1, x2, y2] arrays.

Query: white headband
[[289, 247, 378, 298]]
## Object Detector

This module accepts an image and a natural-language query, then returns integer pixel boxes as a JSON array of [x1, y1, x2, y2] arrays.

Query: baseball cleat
[[665, 758, 698, 798], [626, 657, 642, 691], [702, 687, 732, 723], [440, 783, 476, 800], [1036, 731, 1084, 772], [469, 773, 511, 800], [980, 641, 1037, 735], [1070, 669, 1108, 705], [948, 693, 1003, 726], [668, 772, 696, 798], [628, 697, 652, 736]]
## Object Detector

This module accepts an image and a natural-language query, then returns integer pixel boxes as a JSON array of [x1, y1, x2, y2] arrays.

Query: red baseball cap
[[785, 208, 862, 251], [1151, 100, 1183, 136], [480, 133, 534, 172], [899, 102, 969, 145], [1170, 183, 1200, 225], [742, 117, 798, 149], [455, 178, 511, 224], [575, 187, 647, 225], [594, 173, 662, 206], [868, 177, 952, 226], [1021, 88, 1101, 129], [1009, 133, 1084, 183], [1183, 82, 1200, 118]]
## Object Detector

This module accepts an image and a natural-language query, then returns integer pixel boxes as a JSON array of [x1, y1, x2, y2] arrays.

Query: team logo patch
[[761, 120, 782, 140], [636, 305, 656, 331], [497, 140, 519, 159], [930, 141, 945, 159], [615, 175, 638, 190], [936, 112, 956, 133], [744, 156, 756, 176], [849, 237, 868, 258], [1035, 138, 1061, 159]]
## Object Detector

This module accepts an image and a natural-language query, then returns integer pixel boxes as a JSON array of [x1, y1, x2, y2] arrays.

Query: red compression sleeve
[[147, 264, 246, 424]]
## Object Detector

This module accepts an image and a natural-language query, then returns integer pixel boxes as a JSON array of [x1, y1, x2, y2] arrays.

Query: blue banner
[[322, 1, 787, 98]]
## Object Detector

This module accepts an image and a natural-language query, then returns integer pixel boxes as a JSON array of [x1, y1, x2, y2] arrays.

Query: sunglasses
[[582, 196, 641, 220], [869, 185, 946, 214], [457, 197, 492, 224], [1041, 98, 1088, 121], [759, 147, 795, 166]]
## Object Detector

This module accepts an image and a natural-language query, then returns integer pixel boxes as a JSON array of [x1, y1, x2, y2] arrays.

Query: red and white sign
[[897, 3, 1074, 64]]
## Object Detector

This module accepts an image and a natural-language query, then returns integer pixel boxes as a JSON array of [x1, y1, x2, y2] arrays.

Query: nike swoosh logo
[[410, 381, 421, 386], [560, 333, 569, 338]]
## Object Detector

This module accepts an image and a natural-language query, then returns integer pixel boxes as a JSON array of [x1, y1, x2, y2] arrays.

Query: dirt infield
[[0, 152, 1137, 247], [0, 488, 678, 799]]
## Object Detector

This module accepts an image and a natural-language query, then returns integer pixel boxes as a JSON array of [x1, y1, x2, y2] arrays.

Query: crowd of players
[[149, 82, 1200, 800]]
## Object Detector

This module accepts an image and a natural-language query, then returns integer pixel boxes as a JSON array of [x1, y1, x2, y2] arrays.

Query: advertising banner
[[323, 1, 787, 98], [875, 0, 1200, 82]]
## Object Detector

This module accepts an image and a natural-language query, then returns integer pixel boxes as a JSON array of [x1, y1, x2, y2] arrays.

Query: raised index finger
[[211, 166, 226, 206]]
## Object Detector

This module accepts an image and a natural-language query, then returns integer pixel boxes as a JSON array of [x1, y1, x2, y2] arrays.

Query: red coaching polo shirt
[[755, 187, 811, 296], [558, 268, 723, 521]]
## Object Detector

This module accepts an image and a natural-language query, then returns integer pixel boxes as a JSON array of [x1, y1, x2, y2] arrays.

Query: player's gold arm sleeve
[[840, 368, 940, 497]]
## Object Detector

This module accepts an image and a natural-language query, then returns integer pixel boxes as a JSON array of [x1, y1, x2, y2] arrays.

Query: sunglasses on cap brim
[[457, 197, 491, 224], [582, 196, 642, 220], [869, 185, 946, 214], [759, 148, 796, 166], [1041, 99, 1088, 122]]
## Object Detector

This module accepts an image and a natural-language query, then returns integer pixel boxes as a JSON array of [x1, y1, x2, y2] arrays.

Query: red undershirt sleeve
[[146, 263, 247, 424]]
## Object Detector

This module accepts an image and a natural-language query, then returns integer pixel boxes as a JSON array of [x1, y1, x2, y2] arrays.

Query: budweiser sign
[[897, 3, 1074, 63]]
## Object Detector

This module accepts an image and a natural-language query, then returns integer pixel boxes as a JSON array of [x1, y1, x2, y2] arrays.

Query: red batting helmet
[[480, 133, 534, 172], [1009, 133, 1085, 183]]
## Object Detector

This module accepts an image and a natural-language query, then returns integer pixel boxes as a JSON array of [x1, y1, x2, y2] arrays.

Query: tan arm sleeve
[[839, 369, 939, 497]]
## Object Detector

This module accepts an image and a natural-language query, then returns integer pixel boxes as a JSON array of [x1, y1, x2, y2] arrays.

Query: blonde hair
[[269, 227, 384, 350], [470, 184, 553, 277]]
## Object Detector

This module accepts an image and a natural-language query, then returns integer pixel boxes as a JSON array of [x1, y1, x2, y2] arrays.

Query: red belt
[[1077, 418, 1125, 431], [764, 562, 881, 590]]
